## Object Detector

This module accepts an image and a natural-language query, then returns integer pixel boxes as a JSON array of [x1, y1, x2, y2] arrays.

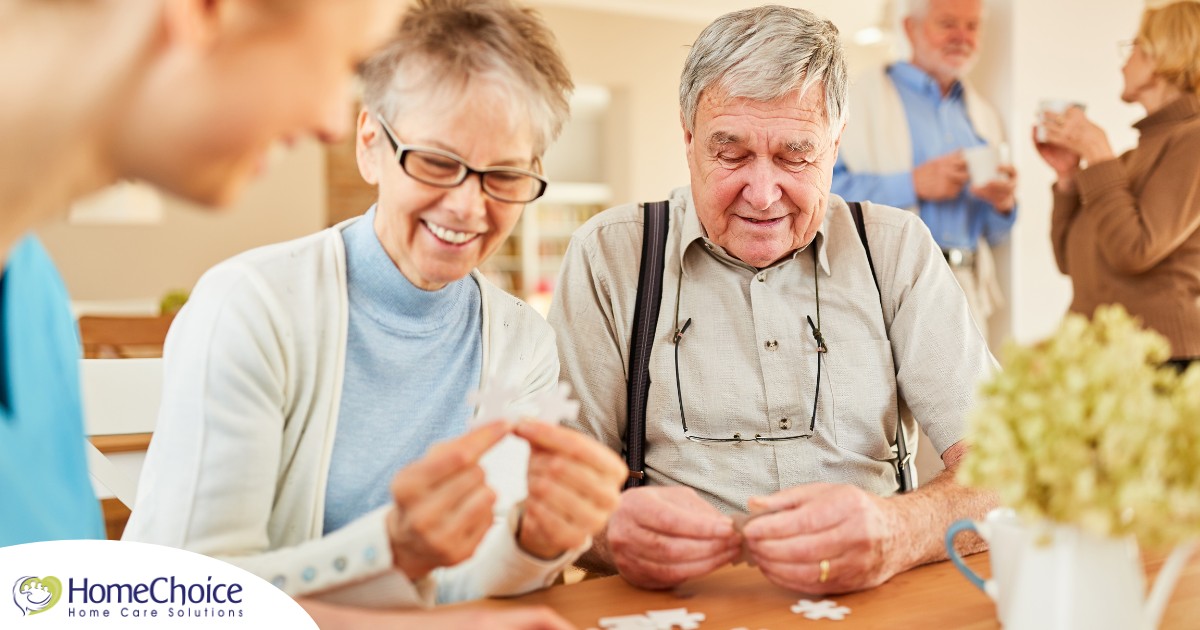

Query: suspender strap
[[624, 201, 670, 489], [848, 201, 915, 493]]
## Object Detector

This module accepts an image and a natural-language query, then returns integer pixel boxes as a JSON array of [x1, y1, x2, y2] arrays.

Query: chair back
[[78, 315, 174, 358]]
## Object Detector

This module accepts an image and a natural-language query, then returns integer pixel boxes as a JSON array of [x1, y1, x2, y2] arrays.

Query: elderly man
[[549, 5, 997, 594], [832, 0, 1017, 331]]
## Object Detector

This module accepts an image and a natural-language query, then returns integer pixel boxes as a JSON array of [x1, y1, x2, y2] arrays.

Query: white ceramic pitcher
[[946, 508, 1196, 629]]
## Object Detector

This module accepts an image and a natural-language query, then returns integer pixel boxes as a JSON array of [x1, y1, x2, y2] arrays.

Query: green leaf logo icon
[[12, 576, 62, 616]]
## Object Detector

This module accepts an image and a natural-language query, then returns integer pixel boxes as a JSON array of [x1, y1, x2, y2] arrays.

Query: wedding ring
[[818, 559, 831, 584]]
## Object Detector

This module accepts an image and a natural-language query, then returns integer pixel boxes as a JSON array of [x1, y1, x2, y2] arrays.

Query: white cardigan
[[839, 63, 1006, 214], [124, 218, 579, 607]]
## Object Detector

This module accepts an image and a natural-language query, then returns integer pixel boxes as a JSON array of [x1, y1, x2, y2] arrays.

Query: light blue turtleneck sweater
[[323, 207, 482, 534]]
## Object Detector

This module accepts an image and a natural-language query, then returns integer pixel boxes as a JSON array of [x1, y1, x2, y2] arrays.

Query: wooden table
[[449, 551, 1200, 628]]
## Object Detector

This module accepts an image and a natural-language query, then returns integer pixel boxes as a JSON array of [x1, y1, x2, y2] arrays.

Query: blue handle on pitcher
[[945, 519, 986, 591]]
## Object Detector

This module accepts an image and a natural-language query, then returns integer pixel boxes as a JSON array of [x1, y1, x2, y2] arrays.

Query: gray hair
[[903, 0, 989, 21], [359, 0, 573, 157], [679, 5, 848, 139]]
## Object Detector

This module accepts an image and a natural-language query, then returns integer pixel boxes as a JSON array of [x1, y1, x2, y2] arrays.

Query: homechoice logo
[[1, 540, 318, 628], [20, 575, 247, 620], [12, 575, 62, 616]]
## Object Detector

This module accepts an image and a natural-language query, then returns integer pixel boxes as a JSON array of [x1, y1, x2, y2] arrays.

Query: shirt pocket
[[823, 337, 898, 461]]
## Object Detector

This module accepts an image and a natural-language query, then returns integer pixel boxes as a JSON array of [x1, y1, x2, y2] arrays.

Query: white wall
[[36, 140, 327, 302]]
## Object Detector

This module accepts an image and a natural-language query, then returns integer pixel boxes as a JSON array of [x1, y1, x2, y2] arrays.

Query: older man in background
[[550, 5, 997, 595], [832, 0, 1017, 332]]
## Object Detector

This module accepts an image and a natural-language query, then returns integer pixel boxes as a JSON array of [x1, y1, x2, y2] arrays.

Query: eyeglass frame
[[1117, 38, 1139, 59], [671, 246, 828, 444], [373, 112, 548, 204]]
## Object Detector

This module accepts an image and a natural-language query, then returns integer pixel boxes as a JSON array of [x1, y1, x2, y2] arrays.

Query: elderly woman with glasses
[[1036, 1, 1200, 369], [124, 0, 626, 609]]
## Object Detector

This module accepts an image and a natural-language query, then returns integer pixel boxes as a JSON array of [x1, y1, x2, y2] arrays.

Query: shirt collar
[[890, 61, 964, 102], [678, 187, 831, 276]]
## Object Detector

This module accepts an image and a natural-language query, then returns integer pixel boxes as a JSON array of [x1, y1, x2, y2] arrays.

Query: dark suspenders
[[623, 200, 915, 494], [623, 201, 670, 489]]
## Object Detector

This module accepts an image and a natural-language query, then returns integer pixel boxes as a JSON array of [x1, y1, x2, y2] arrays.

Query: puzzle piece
[[596, 614, 659, 630], [469, 380, 580, 427], [468, 380, 522, 426], [528, 382, 580, 425], [645, 607, 706, 630], [596, 608, 706, 630], [790, 599, 851, 621]]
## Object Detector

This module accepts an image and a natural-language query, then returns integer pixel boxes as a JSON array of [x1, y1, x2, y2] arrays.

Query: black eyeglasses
[[672, 314, 827, 443], [374, 113, 548, 204]]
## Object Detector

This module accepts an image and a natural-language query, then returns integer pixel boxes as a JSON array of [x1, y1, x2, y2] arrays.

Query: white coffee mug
[[963, 143, 1010, 186], [1036, 99, 1085, 142]]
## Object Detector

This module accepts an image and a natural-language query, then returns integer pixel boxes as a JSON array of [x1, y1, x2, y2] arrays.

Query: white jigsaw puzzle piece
[[467, 377, 522, 427], [528, 381, 580, 425], [790, 598, 851, 621], [645, 607, 706, 630], [597, 614, 659, 630]]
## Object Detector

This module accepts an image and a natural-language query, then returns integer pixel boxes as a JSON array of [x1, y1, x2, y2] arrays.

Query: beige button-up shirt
[[549, 187, 994, 513]]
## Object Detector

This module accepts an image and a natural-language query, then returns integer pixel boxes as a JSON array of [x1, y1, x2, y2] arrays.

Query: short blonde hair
[[359, 0, 573, 157], [1137, 1, 1200, 95]]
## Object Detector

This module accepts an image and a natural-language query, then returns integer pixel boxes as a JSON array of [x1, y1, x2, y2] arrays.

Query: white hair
[[679, 5, 848, 140]]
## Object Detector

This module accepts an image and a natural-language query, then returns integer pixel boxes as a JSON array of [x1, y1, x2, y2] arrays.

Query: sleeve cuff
[[1078, 158, 1128, 204], [294, 506, 435, 608]]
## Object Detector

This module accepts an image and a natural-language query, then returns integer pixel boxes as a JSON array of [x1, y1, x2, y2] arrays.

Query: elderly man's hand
[[513, 420, 628, 560], [387, 421, 510, 581], [607, 486, 742, 589], [969, 164, 1017, 213], [742, 483, 900, 594], [913, 151, 969, 201]]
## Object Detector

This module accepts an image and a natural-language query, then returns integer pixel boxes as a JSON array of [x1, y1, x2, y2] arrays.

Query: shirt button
[[780, 418, 790, 430], [765, 340, 778, 350], [302, 567, 316, 582], [333, 557, 348, 572], [756, 273, 766, 282], [363, 546, 378, 564], [270, 575, 286, 590]]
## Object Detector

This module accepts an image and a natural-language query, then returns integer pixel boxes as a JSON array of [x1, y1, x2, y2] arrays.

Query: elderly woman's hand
[[513, 421, 627, 560], [386, 421, 511, 581], [1040, 106, 1115, 166], [1034, 125, 1082, 192]]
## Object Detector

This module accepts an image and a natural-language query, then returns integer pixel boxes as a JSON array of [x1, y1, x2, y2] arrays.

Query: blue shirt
[[832, 62, 1016, 250], [323, 208, 483, 534], [0, 236, 105, 546]]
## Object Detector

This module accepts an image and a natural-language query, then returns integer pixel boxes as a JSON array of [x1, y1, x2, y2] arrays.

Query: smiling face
[[357, 86, 536, 291], [115, 0, 402, 207], [683, 85, 841, 269], [906, 0, 982, 87]]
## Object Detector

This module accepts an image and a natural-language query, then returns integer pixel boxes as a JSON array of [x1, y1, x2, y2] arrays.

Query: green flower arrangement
[[959, 305, 1200, 548]]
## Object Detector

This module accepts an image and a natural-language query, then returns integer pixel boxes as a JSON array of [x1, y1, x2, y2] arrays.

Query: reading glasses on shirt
[[374, 112, 548, 204], [673, 247, 828, 444]]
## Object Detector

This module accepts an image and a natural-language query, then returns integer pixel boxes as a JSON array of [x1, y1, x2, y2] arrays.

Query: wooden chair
[[78, 314, 175, 359]]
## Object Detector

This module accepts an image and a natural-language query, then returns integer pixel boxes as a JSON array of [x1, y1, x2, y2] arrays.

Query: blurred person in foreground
[[550, 5, 997, 597], [0, 0, 400, 551], [123, 0, 625, 611], [1037, 0, 1200, 370], [1, 1, 580, 627]]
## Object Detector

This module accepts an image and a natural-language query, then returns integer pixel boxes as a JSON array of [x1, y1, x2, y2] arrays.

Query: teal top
[[0, 236, 104, 546]]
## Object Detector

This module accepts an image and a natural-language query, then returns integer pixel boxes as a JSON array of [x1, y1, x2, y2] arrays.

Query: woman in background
[[1037, 0, 1200, 369], [124, 0, 625, 611]]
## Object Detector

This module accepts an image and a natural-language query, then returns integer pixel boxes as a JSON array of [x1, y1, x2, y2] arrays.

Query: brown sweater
[[1051, 94, 1200, 359]]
